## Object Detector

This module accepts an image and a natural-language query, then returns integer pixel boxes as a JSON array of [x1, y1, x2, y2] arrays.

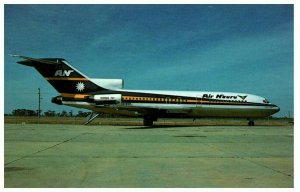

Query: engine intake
[[52, 96, 63, 105]]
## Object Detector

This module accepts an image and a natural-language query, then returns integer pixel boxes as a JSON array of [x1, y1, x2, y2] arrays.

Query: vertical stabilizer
[[13, 55, 107, 94]]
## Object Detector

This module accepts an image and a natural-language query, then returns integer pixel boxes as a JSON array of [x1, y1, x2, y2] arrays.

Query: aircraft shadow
[[123, 125, 200, 130]]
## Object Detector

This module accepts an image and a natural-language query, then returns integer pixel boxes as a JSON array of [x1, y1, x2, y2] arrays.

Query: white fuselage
[[62, 89, 280, 119]]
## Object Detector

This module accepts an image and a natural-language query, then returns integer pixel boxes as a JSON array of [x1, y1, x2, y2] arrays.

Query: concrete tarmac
[[4, 124, 293, 188]]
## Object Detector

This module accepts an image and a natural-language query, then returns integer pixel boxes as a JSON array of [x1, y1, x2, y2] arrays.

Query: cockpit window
[[263, 99, 270, 103]]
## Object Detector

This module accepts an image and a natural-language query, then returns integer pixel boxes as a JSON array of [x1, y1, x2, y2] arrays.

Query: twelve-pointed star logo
[[76, 82, 85, 92]]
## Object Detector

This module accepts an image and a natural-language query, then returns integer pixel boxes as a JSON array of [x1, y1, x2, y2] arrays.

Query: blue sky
[[4, 4, 294, 117]]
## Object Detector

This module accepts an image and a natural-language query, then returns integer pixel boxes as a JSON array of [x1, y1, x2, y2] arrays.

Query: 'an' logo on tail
[[54, 70, 74, 77]]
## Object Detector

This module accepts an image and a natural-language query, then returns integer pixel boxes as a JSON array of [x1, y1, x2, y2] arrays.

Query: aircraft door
[[177, 97, 182, 104], [165, 97, 171, 104], [196, 95, 202, 107]]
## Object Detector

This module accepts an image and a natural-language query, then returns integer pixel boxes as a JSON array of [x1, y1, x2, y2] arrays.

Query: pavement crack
[[243, 158, 293, 178], [5, 132, 89, 166], [203, 143, 293, 178]]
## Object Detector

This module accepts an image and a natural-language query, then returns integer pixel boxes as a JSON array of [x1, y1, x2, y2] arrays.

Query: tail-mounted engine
[[52, 94, 122, 106], [90, 94, 122, 105]]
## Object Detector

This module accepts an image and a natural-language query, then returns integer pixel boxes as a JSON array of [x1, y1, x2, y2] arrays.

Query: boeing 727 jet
[[12, 55, 280, 126]]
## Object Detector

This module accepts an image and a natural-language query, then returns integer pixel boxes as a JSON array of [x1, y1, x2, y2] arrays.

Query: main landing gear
[[143, 116, 157, 126], [248, 120, 255, 126]]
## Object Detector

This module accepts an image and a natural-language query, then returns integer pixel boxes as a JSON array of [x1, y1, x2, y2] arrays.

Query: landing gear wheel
[[248, 120, 255, 126], [143, 118, 154, 126]]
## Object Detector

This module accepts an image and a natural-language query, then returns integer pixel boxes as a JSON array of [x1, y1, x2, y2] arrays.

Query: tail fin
[[12, 55, 107, 94]]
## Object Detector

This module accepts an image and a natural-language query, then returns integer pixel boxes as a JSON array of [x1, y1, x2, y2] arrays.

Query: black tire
[[143, 117, 154, 126], [248, 120, 255, 126]]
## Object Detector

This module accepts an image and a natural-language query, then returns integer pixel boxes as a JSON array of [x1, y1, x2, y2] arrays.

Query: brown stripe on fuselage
[[61, 93, 90, 99], [121, 95, 254, 106]]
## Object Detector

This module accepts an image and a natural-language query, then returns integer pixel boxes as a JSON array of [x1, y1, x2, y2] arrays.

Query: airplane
[[11, 55, 280, 126]]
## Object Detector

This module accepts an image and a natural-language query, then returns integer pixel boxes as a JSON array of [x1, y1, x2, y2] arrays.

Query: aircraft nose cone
[[271, 105, 280, 115], [274, 105, 280, 112]]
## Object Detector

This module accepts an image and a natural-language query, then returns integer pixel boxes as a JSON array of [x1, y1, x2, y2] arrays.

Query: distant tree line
[[11, 109, 37, 116], [7, 109, 90, 117], [6, 109, 122, 118]]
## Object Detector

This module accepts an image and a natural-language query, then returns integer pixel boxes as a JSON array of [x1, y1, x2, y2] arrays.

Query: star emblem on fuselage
[[76, 82, 85, 92]]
